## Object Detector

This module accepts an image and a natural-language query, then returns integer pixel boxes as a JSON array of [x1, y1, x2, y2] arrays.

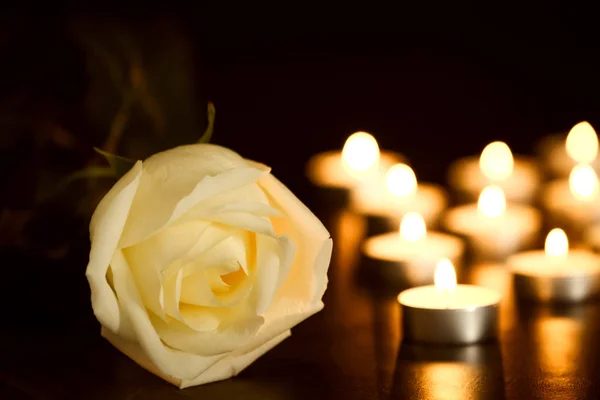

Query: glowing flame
[[399, 212, 427, 242], [569, 164, 599, 200], [341, 131, 380, 173], [386, 163, 417, 197], [545, 228, 569, 258], [479, 141, 514, 180], [566, 121, 598, 164], [434, 258, 456, 293], [477, 185, 506, 218]]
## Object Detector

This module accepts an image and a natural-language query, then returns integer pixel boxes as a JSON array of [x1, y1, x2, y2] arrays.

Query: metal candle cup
[[508, 228, 600, 303], [397, 259, 501, 345]]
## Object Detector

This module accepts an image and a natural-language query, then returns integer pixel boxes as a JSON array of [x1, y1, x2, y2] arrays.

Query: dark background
[[2, 6, 600, 399]]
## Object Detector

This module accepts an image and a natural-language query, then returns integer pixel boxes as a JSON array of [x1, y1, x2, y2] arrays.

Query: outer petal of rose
[[251, 234, 295, 315], [110, 249, 226, 381], [120, 145, 270, 248], [86, 161, 143, 338], [151, 309, 264, 357], [257, 172, 332, 306], [101, 326, 291, 389]]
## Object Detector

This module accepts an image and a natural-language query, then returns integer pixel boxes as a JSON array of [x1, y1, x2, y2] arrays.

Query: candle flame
[[434, 258, 456, 293], [566, 121, 598, 164], [386, 163, 417, 197], [341, 131, 380, 173], [477, 185, 506, 218], [545, 228, 569, 258], [399, 212, 427, 242], [479, 141, 514, 180], [569, 163, 599, 200]]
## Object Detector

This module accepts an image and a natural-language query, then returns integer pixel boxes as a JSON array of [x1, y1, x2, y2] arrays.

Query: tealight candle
[[448, 141, 540, 203], [306, 132, 404, 202], [362, 213, 464, 286], [542, 164, 600, 241], [507, 228, 600, 303], [537, 121, 600, 177], [443, 185, 542, 261], [351, 163, 447, 227], [398, 259, 500, 344]]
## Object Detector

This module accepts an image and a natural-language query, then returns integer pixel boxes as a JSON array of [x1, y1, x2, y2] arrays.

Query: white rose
[[86, 144, 332, 388]]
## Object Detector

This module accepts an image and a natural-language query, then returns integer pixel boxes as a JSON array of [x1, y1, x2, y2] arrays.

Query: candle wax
[[352, 182, 447, 224], [306, 150, 404, 188], [508, 250, 600, 277], [448, 155, 539, 203], [363, 232, 463, 263], [443, 204, 541, 239], [398, 285, 501, 310]]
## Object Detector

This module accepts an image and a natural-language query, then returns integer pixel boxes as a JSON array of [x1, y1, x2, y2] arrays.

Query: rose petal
[[161, 268, 184, 321], [151, 307, 264, 356], [121, 144, 270, 248], [86, 161, 142, 338], [251, 234, 295, 315], [179, 303, 222, 332], [123, 219, 211, 320], [258, 173, 332, 306], [110, 249, 226, 381]]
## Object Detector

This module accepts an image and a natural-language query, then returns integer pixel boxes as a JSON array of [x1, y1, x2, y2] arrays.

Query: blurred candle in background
[[305, 131, 405, 207], [443, 185, 541, 261], [448, 141, 539, 204], [351, 163, 447, 228], [362, 213, 464, 286], [542, 163, 600, 243], [537, 121, 600, 178]]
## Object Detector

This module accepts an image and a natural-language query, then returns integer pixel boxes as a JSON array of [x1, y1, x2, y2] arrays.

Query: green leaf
[[198, 102, 216, 143], [94, 147, 136, 176]]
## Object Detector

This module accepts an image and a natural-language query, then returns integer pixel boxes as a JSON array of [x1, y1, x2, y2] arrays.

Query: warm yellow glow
[[569, 163, 599, 200], [479, 141, 514, 180], [386, 163, 417, 197], [477, 185, 506, 218], [434, 258, 456, 293], [341, 131, 380, 173], [399, 212, 426, 242], [566, 121, 598, 164], [545, 228, 569, 258]]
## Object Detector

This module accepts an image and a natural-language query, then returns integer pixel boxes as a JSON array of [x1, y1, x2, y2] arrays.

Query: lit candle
[[507, 228, 600, 303], [542, 163, 600, 241], [362, 213, 464, 286], [306, 132, 404, 199], [448, 141, 539, 203], [351, 163, 447, 227], [443, 185, 542, 261], [537, 121, 600, 177], [398, 259, 500, 344]]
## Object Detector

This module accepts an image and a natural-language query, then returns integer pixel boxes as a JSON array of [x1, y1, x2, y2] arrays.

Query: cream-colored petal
[[102, 326, 291, 389], [86, 161, 142, 337], [180, 271, 222, 307], [123, 219, 211, 320], [121, 144, 269, 248], [162, 268, 184, 320], [110, 249, 226, 381], [179, 304, 222, 332], [251, 234, 295, 315], [258, 173, 332, 306], [208, 212, 275, 236], [151, 309, 264, 356], [178, 329, 291, 388]]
